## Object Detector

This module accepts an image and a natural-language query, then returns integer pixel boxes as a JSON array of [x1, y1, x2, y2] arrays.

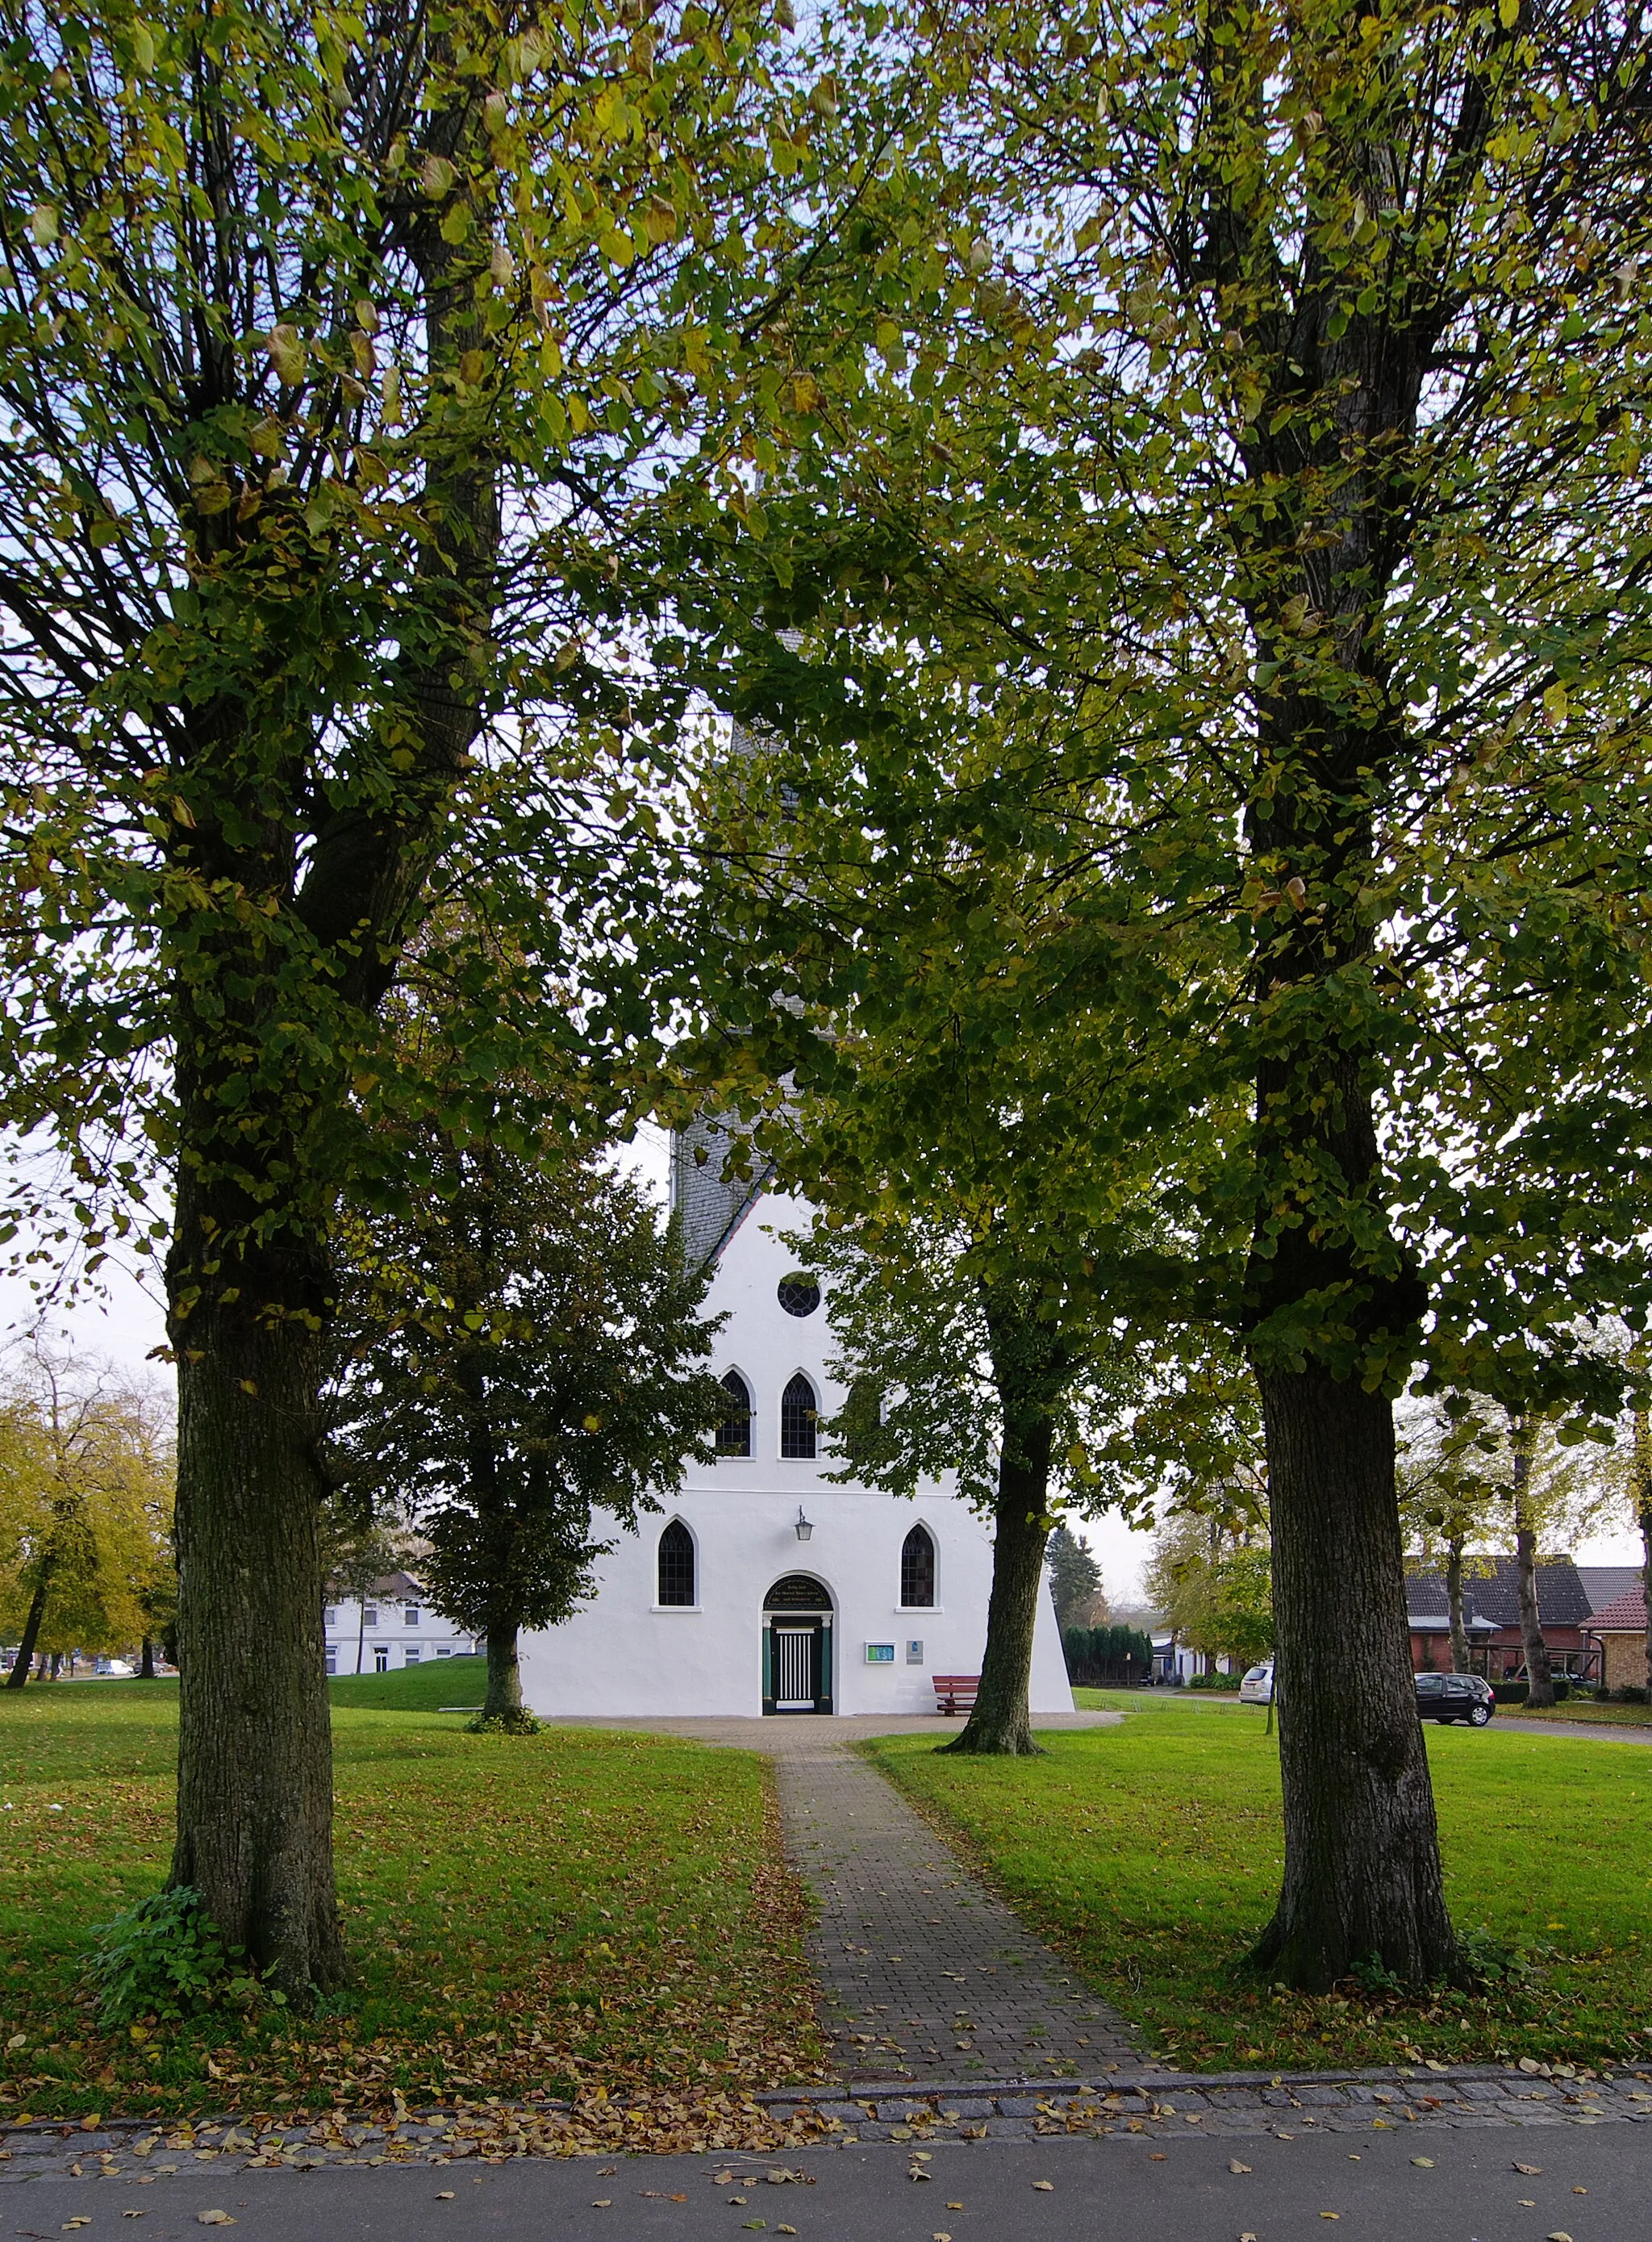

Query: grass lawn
[[1503, 1700, 1652, 1729], [868, 1701, 1652, 2074], [0, 1665, 825, 2123]]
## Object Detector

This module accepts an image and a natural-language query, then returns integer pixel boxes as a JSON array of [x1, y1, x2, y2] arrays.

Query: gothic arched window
[[657, 1520, 695, 1606], [901, 1524, 936, 1609], [715, 1369, 753, 1456], [780, 1372, 818, 1459]]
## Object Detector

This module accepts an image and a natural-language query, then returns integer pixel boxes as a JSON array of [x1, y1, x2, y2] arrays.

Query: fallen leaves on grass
[[3, 1733, 827, 2125]]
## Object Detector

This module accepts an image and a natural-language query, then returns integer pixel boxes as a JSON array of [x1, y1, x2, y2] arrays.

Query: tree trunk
[[168, 1216, 346, 2003], [1510, 1422, 1553, 1709], [140, 1635, 156, 1680], [942, 1405, 1054, 1756], [5, 1570, 49, 1689], [1632, 1409, 1652, 1698], [482, 1621, 526, 1723], [1248, 1362, 1458, 1992], [48, 1651, 61, 1680], [1446, 1539, 1469, 1675]]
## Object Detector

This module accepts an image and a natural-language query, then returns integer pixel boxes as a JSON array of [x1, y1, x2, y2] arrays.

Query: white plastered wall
[[517, 1190, 1073, 1720]]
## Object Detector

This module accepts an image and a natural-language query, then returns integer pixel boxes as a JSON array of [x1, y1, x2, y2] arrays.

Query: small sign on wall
[[865, 1642, 895, 1664], [906, 1639, 924, 1664]]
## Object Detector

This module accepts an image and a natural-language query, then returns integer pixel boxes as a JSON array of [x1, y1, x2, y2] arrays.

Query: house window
[[716, 1370, 753, 1457], [363, 1605, 378, 1626], [404, 1605, 420, 1626], [900, 1525, 936, 1609], [324, 1646, 337, 1675], [777, 1273, 821, 1318], [404, 1646, 420, 1664], [436, 1646, 453, 1657], [781, 1372, 818, 1459], [323, 1606, 337, 1626], [373, 1646, 390, 1672], [658, 1520, 695, 1606]]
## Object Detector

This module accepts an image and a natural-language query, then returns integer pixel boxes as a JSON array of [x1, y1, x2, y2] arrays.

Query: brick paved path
[[555, 1713, 1145, 2088]]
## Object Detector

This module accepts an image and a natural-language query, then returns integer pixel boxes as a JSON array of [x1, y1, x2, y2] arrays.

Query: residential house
[[1582, 1585, 1648, 1693], [1404, 1555, 1598, 1685], [323, 1571, 479, 1676]]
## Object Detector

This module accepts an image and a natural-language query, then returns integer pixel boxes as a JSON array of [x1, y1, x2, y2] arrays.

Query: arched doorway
[[762, 1573, 834, 1715]]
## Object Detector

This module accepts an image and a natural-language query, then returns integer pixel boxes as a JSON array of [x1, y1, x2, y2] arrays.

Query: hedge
[[1062, 1622, 1155, 1686]]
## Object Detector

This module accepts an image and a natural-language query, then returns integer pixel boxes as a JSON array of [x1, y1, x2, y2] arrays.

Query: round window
[[777, 1273, 821, 1318]]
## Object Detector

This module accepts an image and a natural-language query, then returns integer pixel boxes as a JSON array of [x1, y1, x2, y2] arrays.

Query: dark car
[[1416, 1672, 1496, 1726]]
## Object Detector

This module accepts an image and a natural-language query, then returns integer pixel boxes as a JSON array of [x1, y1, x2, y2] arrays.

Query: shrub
[[86, 1885, 271, 2028], [1491, 1681, 1529, 1704], [1187, 1671, 1242, 1691], [466, 1707, 541, 1735], [1611, 1685, 1650, 1706]]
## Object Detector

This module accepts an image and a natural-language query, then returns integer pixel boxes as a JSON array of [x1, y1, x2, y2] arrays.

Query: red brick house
[[1404, 1555, 1598, 1685], [1583, 1584, 1649, 1693]]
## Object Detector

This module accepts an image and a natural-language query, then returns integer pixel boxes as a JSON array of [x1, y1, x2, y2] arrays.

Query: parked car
[[1416, 1671, 1495, 1726], [1239, 1661, 1274, 1705]]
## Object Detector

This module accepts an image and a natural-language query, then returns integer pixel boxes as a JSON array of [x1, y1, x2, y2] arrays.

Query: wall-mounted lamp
[[795, 1505, 814, 1543]]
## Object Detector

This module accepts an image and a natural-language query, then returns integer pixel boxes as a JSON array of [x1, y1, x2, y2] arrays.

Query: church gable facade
[[516, 1155, 1073, 1720]]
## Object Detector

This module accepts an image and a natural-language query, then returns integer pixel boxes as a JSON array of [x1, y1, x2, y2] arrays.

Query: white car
[[1239, 1661, 1274, 1705]]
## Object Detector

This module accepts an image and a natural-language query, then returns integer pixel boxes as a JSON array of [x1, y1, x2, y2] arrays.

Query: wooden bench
[[932, 1674, 981, 1717]]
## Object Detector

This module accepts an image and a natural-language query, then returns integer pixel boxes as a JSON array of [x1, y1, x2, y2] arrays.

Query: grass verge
[[1501, 1700, 1652, 1729], [866, 1702, 1652, 2073], [0, 1672, 825, 2123]]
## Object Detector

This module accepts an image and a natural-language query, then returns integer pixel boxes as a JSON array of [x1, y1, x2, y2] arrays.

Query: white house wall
[[323, 1592, 479, 1676], [519, 1192, 1073, 1720]]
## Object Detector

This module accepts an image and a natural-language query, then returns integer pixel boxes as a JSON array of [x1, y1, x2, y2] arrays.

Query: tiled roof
[[1587, 1586, 1648, 1632], [325, 1571, 424, 1599], [1579, 1564, 1643, 1614], [1404, 1554, 1592, 1629]]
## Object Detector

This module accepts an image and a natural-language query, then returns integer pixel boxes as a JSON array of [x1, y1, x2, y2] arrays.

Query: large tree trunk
[[5, 1570, 49, 1689], [482, 1621, 527, 1723], [140, 1635, 156, 1680], [168, 1175, 346, 2003], [1446, 1539, 1469, 1675], [942, 1404, 1053, 1756], [1248, 1363, 1456, 1990], [1510, 1423, 1553, 1709]]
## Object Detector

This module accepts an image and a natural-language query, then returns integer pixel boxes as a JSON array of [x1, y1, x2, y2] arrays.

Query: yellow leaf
[[266, 324, 306, 386]]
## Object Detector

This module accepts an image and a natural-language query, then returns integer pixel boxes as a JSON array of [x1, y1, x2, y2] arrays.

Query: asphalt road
[[10, 2125, 1646, 2242]]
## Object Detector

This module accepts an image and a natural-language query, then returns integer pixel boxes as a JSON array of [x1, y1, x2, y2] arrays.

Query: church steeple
[[670, 1113, 772, 1270]]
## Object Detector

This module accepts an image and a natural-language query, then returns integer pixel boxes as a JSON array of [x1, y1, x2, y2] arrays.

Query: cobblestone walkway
[[554, 1712, 1143, 2087]]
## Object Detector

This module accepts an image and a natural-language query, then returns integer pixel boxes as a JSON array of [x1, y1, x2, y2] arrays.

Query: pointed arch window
[[657, 1520, 695, 1606], [780, 1372, 818, 1459], [901, 1524, 936, 1609], [715, 1369, 753, 1457]]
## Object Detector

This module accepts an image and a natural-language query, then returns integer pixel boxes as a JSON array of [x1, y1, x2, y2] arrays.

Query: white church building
[[517, 1131, 1074, 1720]]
